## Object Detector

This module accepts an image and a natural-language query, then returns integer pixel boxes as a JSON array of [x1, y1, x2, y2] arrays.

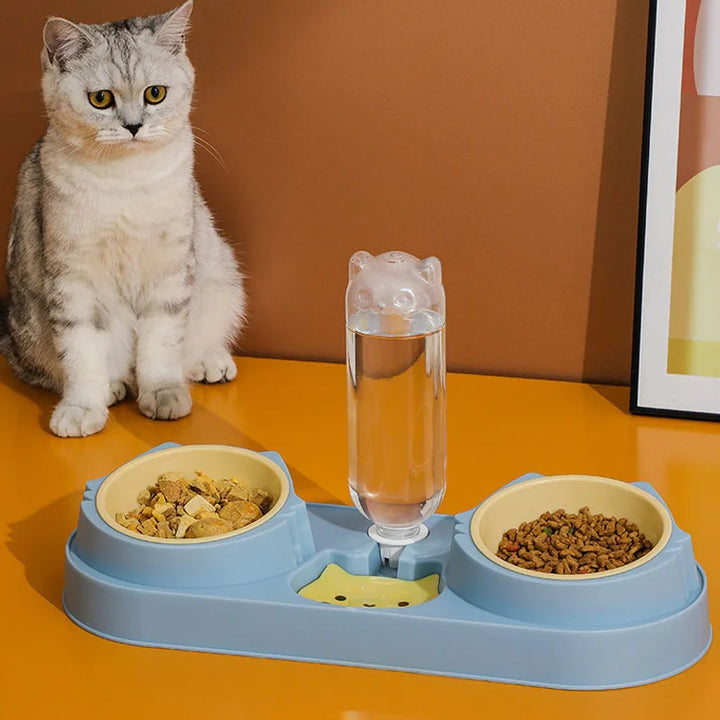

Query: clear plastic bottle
[[346, 250, 446, 552]]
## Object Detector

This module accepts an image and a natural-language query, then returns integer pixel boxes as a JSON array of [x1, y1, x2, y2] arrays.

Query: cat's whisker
[[49, 128, 109, 160], [165, 124, 226, 169], [191, 134, 227, 170], [179, 125, 226, 166], [94, 143, 110, 164], [55, 141, 89, 160], [191, 126, 227, 166], [191, 125, 213, 138]]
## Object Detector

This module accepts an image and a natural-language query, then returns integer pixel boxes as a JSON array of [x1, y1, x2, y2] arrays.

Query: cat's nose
[[124, 123, 142, 137]]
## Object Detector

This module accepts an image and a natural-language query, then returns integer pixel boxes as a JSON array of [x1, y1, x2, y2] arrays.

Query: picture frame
[[631, 0, 720, 420]]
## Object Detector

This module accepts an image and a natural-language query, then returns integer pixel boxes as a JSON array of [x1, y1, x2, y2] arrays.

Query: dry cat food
[[115, 470, 272, 539], [496, 506, 654, 575]]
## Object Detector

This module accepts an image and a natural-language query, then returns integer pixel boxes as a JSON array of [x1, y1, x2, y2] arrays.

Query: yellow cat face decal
[[298, 564, 439, 608]]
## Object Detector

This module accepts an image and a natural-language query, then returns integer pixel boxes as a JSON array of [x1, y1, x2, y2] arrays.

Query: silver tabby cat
[[0, 1, 246, 438]]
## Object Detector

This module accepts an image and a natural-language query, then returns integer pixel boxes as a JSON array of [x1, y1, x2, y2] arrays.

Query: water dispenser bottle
[[345, 250, 447, 564]]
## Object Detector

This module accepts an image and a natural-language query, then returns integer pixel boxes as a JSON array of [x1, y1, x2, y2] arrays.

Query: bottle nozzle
[[368, 523, 429, 569]]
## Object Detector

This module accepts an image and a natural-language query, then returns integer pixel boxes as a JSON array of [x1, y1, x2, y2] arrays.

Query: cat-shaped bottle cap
[[345, 250, 445, 337]]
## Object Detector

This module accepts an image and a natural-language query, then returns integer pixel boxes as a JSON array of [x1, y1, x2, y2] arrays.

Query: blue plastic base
[[63, 445, 712, 689]]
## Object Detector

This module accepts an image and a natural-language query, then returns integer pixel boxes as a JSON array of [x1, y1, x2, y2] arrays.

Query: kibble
[[496, 506, 654, 575], [115, 470, 272, 539], [184, 517, 233, 538]]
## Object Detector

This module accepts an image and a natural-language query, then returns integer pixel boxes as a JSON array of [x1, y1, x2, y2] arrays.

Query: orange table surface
[[1, 356, 717, 719]]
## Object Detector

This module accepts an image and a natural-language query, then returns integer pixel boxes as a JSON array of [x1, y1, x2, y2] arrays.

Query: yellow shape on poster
[[669, 166, 720, 377]]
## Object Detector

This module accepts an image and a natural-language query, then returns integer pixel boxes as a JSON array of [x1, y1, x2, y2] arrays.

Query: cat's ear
[[43, 17, 92, 68], [349, 251, 373, 280], [418, 256, 442, 286], [155, 0, 194, 54]]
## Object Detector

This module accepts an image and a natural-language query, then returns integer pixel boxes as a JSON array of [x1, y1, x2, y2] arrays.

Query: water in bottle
[[346, 250, 446, 545]]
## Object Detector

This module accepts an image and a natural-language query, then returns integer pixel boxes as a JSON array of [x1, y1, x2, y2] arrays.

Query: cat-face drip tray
[[298, 564, 440, 608]]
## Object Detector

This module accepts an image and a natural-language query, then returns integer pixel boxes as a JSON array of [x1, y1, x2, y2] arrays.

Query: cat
[[0, 1, 246, 438]]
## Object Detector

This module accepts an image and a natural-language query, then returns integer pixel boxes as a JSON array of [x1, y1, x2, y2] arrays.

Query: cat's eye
[[144, 85, 167, 105], [88, 90, 115, 109]]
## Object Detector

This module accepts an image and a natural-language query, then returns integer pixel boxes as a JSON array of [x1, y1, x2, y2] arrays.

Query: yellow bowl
[[470, 475, 673, 581], [96, 445, 290, 544]]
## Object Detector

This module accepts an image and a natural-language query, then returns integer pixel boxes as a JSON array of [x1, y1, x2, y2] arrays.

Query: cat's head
[[41, 1, 195, 154], [346, 251, 445, 321]]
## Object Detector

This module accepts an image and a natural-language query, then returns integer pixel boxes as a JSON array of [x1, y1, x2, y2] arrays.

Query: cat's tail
[[0, 300, 55, 390], [0, 296, 9, 356]]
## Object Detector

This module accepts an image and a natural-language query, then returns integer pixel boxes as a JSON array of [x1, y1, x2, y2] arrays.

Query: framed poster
[[631, 0, 720, 420]]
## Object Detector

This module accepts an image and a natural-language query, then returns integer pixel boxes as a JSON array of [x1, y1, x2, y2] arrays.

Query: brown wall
[[0, 0, 650, 383]]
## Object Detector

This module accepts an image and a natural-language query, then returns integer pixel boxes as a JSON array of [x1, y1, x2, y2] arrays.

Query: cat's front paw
[[50, 403, 108, 438], [106, 380, 130, 406], [188, 351, 237, 384], [138, 385, 192, 420]]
